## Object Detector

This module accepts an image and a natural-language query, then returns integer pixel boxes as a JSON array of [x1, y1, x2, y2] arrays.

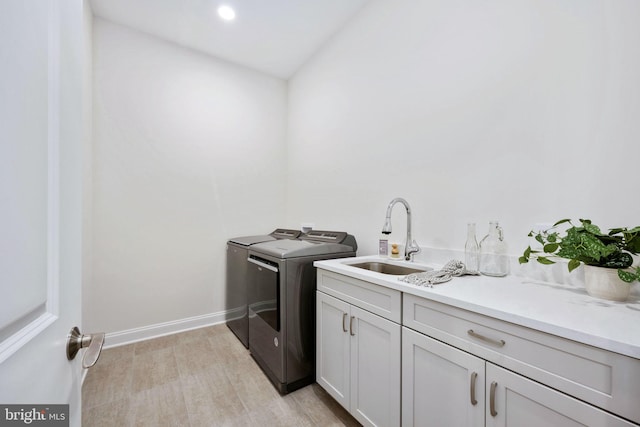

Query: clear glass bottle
[[464, 223, 479, 272], [479, 221, 509, 277]]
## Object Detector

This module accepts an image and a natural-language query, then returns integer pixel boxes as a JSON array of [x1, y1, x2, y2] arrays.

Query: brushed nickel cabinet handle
[[342, 312, 348, 333], [350, 316, 355, 336], [470, 372, 478, 405], [490, 381, 498, 417], [468, 329, 505, 347]]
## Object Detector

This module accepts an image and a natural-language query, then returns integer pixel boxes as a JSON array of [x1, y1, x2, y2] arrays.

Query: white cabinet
[[315, 265, 640, 426], [403, 327, 636, 427], [316, 288, 401, 427], [350, 304, 401, 427], [402, 327, 485, 427], [486, 363, 635, 427], [316, 291, 350, 408], [403, 294, 640, 424]]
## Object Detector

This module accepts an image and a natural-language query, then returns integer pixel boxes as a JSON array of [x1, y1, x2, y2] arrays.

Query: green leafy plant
[[519, 219, 640, 283]]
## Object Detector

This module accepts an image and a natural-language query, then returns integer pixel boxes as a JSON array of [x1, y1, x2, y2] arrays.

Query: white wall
[[88, 19, 288, 334], [88, 0, 640, 337], [287, 0, 640, 257]]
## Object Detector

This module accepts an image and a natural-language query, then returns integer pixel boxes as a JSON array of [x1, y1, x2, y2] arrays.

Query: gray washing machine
[[247, 230, 357, 393], [226, 229, 300, 347]]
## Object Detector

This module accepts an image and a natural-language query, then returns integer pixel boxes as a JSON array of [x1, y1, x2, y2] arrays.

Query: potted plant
[[519, 219, 640, 301]]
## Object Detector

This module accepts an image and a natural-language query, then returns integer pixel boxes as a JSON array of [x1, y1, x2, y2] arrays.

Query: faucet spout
[[381, 197, 421, 261]]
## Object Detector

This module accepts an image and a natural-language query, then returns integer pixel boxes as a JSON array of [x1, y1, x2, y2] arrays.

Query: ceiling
[[90, 0, 370, 79]]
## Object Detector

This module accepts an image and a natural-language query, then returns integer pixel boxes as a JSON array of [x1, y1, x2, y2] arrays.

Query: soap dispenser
[[479, 221, 509, 277], [378, 233, 389, 257]]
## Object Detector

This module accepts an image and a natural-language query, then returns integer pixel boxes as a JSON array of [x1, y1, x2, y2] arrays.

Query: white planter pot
[[583, 265, 631, 302]]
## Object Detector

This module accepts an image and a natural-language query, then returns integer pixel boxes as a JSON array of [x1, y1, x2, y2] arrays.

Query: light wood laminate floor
[[82, 324, 361, 426]]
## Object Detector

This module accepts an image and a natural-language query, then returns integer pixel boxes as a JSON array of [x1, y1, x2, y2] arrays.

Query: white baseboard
[[103, 310, 228, 349]]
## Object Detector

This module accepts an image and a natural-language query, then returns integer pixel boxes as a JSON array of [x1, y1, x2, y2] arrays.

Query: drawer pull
[[467, 329, 505, 347], [470, 372, 478, 405], [490, 381, 498, 417], [342, 312, 348, 333], [350, 316, 355, 336]]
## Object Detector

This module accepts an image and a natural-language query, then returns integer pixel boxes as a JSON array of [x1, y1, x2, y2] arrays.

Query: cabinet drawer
[[317, 270, 401, 323], [403, 294, 640, 424]]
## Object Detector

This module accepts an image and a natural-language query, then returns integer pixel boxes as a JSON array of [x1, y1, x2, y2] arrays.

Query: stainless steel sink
[[349, 261, 431, 276]]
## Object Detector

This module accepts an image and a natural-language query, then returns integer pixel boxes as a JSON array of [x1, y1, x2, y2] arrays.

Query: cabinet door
[[402, 327, 485, 427], [350, 305, 401, 427], [316, 291, 351, 408], [486, 363, 636, 427]]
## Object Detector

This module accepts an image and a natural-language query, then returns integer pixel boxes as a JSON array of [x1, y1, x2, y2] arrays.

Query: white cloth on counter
[[400, 260, 480, 287]]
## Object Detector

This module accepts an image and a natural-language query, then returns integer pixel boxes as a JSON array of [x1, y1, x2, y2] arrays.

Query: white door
[[486, 363, 635, 427], [316, 291, 351, 408], [402, 327, 485, 427], [0, 0, 87, 425], [350, 305, 401, 427]]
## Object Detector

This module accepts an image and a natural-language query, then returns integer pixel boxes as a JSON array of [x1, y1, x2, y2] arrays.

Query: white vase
[[583, 265, 631, 302]]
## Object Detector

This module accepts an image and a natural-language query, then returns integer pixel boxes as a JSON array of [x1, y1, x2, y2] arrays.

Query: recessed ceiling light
[[217, 5, 236, 21]]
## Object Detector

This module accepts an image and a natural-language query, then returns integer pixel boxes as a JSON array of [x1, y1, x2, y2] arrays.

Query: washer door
[[247, 255, 286, 386], [247, 255, 280, 331]]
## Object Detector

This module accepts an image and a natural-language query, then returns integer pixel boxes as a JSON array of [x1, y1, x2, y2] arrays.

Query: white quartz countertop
[[314, 255, 640, 360]]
